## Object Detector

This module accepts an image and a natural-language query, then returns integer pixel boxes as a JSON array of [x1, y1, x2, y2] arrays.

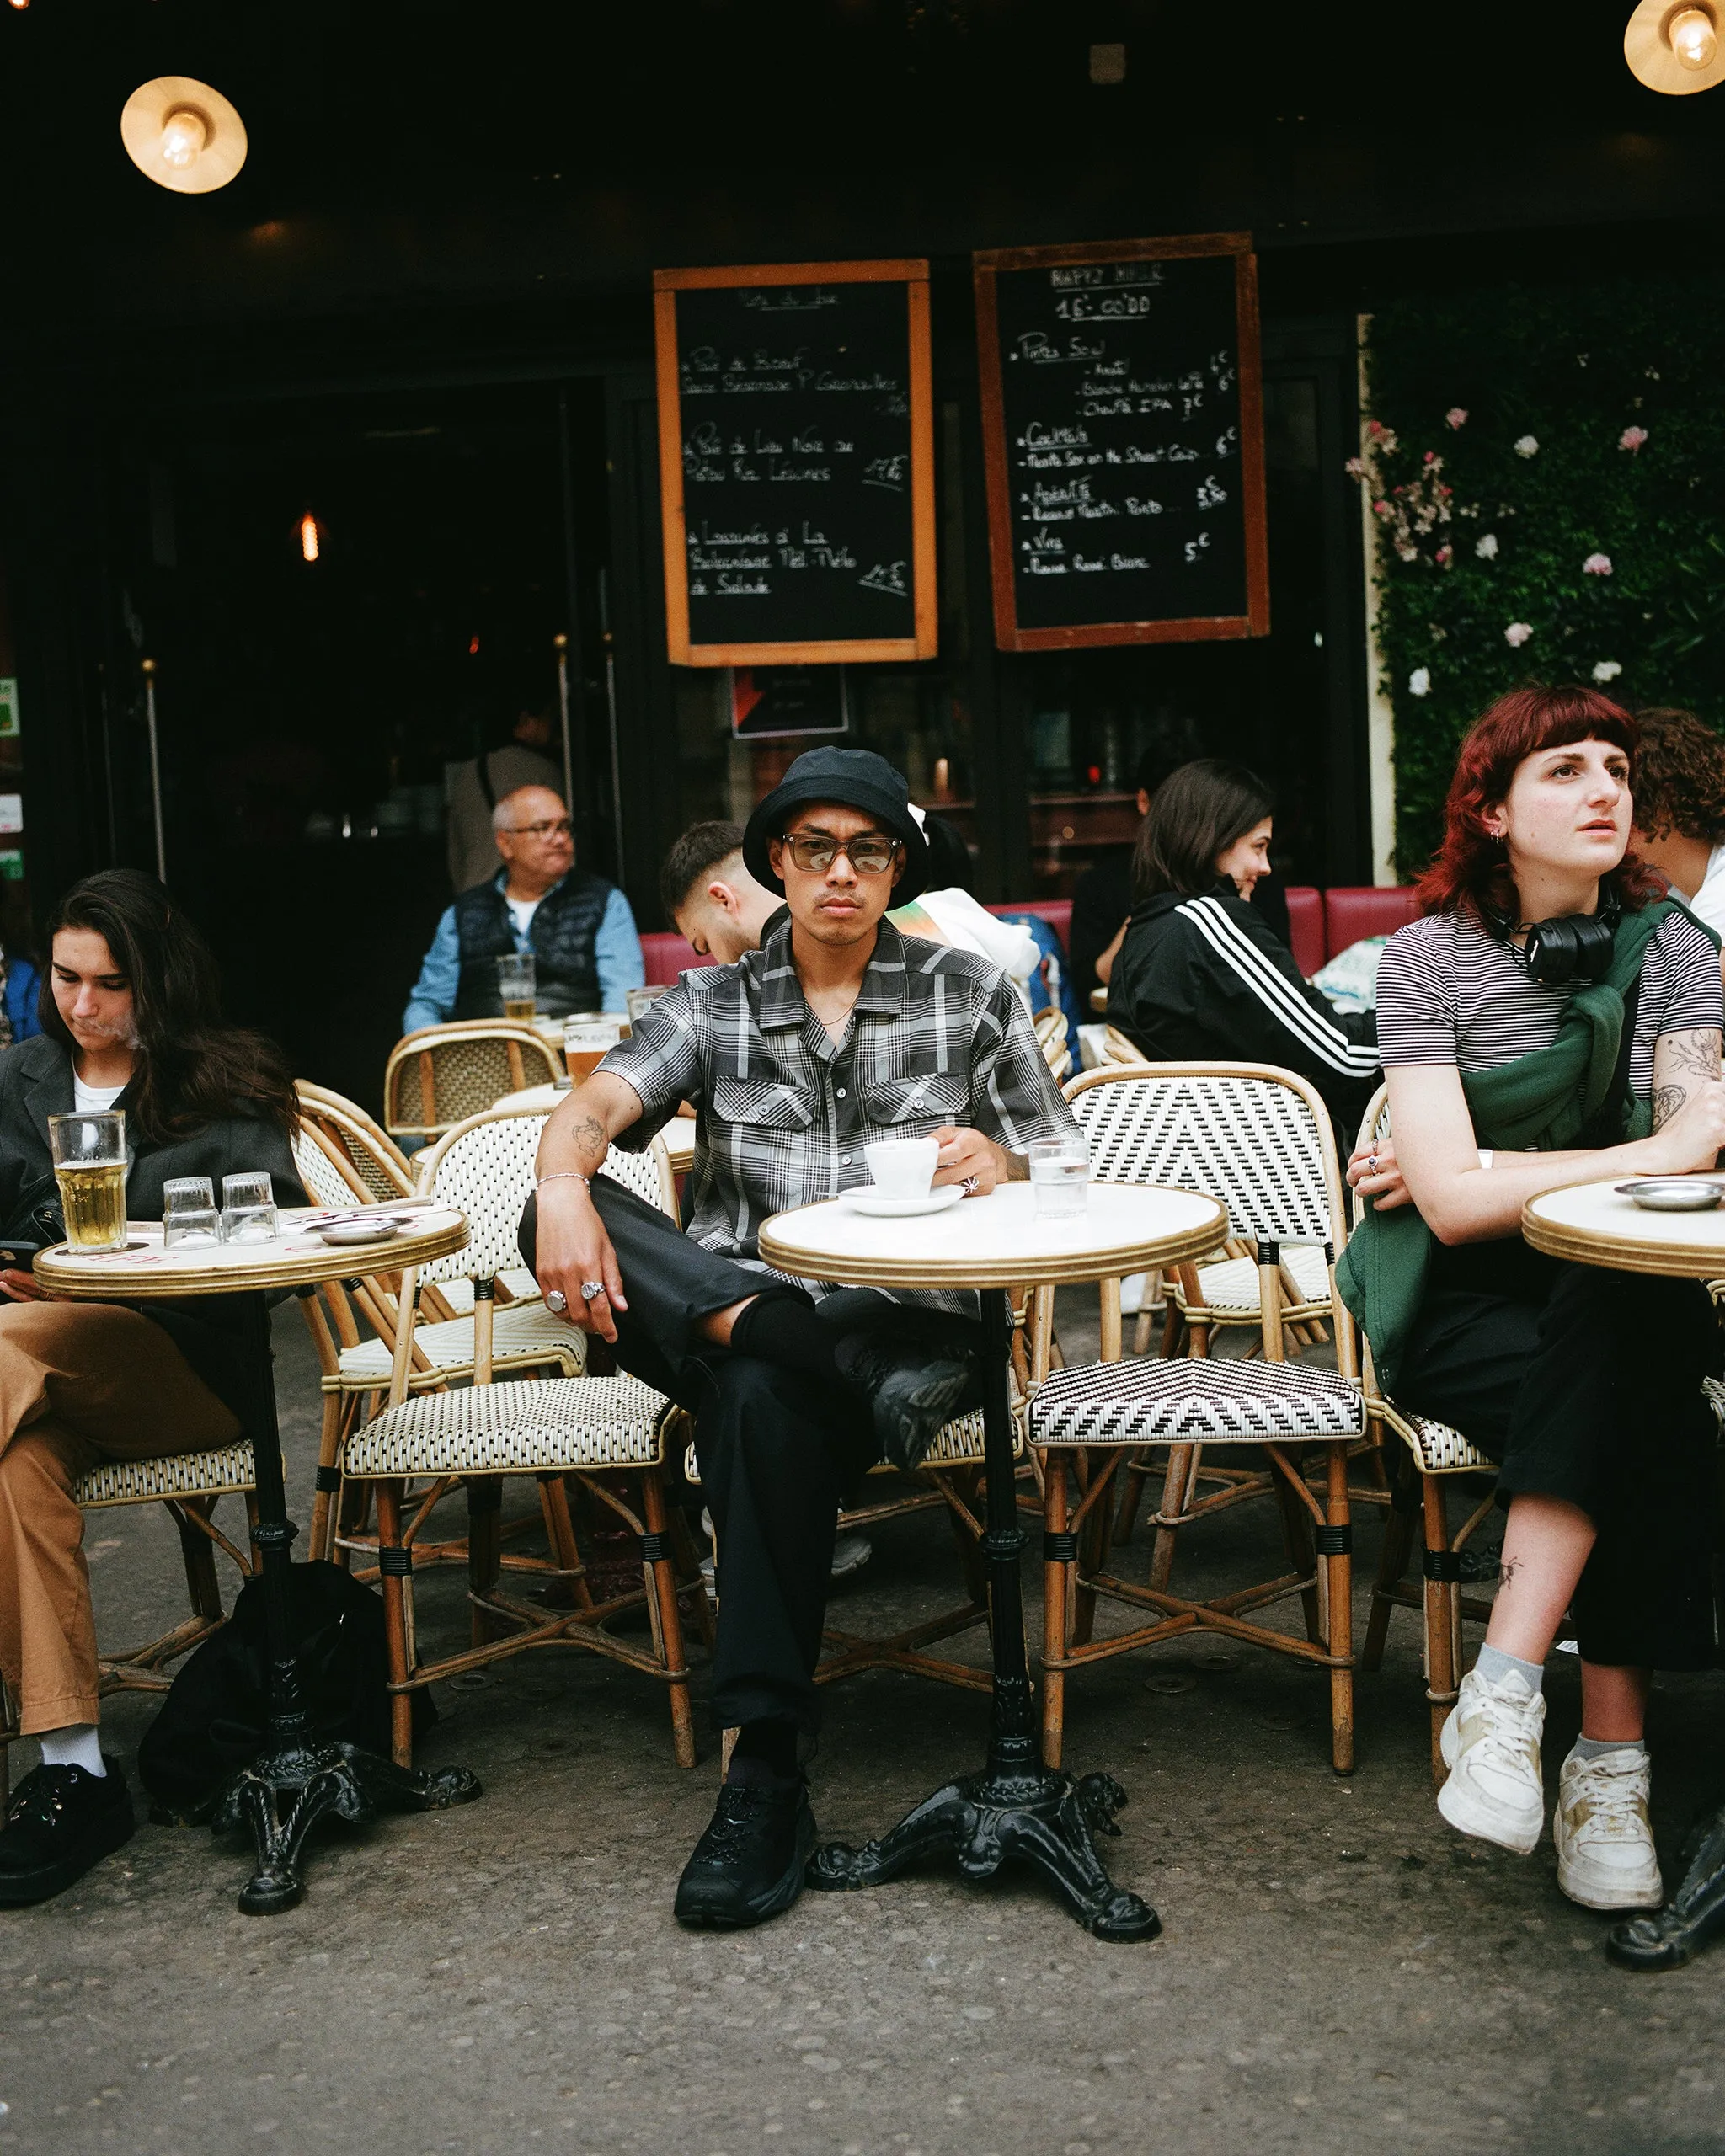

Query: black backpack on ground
[[137, 1559, 436, 1821]]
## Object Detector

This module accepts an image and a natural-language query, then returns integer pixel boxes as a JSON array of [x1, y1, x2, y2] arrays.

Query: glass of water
[[1028, 1132, 1090, 1219], [163, 1176, 222, 1248], [626, 985, 669, 1026], [221, 1171, 278, 1245]]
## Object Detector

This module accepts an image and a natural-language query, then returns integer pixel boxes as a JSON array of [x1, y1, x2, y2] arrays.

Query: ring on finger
[[579, 1280, 606, 1303], [545, 1289, 568, 1315]]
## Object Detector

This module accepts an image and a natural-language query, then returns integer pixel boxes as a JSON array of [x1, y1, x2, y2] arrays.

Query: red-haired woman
[[1338, 686, 1725, 1939]]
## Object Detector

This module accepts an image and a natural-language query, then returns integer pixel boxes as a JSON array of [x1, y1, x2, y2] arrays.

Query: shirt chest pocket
[[862, 1070, 969, 1133], [710, 1075, 817, 1134]]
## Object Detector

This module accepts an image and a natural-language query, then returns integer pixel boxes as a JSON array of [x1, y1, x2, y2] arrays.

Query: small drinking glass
[[163, 1176, 222, 1248], [1028, 1132, 1090, 1219], [498, 953, 537, 1019], [49, 1111, 129, 1252], [626, 985, 669, 1025], [221, 1172, 278, 1245]]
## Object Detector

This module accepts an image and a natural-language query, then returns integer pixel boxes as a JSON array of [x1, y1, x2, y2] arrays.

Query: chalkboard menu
[[974, 234, 1268, 651], [653, 259, 937, 667]]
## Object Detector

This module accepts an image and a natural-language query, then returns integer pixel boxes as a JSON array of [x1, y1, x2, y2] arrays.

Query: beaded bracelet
[[536, 1171, 593, 1192]]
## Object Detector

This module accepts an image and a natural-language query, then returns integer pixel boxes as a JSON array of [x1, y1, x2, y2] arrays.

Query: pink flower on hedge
[[1505, 622, 1534, 648], [1583, 552, 1613, 576], [1619, 426, 1649, 452], [1344, 456, 1365, 478], [1445, 408, 1467, 430], [1435, 543, 1454, 567], [1373, 499, 1392, 519]]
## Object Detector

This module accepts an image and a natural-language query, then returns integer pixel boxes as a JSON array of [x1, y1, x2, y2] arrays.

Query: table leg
[[211, 1293, 481, 1914], [807, 1290, 1159, 1940]]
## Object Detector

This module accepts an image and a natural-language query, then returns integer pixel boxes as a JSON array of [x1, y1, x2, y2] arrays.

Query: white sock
[[38, 1724, 105, 1777]]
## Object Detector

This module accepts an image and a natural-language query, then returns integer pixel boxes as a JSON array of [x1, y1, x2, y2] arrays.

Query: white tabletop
[[1523, 1179, 1725, 1280], [756, 1180, 1226, 1292], [36, 1205, 470, 1299]]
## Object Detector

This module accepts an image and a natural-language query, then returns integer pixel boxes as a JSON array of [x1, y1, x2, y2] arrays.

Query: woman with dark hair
[[0, 870, 305, 1907], [1338, 686, 1725, 1929], [1106, 757, 1380, 1132]]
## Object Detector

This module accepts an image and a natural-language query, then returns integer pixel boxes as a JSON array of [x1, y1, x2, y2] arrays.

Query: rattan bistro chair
[[296, 1081, 417, 1202], [0, 1446, 259, 1806], [1351, 1086, 1499, 1786], [1032, 1064, 1365, 1773], [383, 1021, 563, 1150], [339, 1125, 702, 1768]]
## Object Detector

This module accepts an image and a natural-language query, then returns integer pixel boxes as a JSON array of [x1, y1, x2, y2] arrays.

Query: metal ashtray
[[312, 1214, 414, 1246], [1615, 1179, 1725, 1213]]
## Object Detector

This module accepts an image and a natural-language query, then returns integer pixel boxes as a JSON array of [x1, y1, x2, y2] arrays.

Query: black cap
[[742, 746, 929, 904]]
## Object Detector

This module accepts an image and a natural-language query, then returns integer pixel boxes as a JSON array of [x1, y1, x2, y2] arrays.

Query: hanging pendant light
[[1624, 0, 1725, 91], [120, 76, 248, 193]]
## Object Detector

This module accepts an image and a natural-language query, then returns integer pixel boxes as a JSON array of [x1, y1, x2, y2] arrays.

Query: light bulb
[[159, 106, 209, 170], [1669, 5, 1717, 65], [300, 513, 320, 563]]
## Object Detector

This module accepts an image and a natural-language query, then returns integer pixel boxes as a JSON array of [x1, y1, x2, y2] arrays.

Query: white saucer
[[841, 1184, 967, 1219]]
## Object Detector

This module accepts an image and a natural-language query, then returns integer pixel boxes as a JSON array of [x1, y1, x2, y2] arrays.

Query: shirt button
[[841, 1155, 852, 1165], [836, 1088, 846, 1098]]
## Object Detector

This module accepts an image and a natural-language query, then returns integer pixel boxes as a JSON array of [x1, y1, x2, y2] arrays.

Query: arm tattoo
[[1653, 1082, 1688, 1131], [1666, 1029, 1723, 1081], [571, 1115, 611, 1168]]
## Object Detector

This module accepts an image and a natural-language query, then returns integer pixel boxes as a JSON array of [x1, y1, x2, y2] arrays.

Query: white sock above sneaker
[[37, 1725, 105, 1778]]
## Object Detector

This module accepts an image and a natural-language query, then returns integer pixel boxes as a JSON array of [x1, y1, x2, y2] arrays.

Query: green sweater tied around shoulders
[[1334, 899, 1702, 1396]]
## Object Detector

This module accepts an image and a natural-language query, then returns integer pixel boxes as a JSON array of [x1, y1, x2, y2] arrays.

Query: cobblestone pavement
[[3, 1299, 1722, 2155]]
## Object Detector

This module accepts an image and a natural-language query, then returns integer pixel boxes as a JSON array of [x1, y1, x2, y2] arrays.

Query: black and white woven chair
[[1033, 1063, 1365, 1774], [338, 1123, 703, 1769], [1350, 1086, 1500, 1786]]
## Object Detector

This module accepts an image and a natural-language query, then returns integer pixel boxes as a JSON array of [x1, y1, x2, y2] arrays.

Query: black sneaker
[[836, 1339, 974, 1472], [0, 1760, 135, 1907], [674, 1780, 817, 1929]]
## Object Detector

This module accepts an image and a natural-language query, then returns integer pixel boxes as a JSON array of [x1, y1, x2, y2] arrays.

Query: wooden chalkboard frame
[[653, 259, 937, 668], [973, 232, 1269, 653]]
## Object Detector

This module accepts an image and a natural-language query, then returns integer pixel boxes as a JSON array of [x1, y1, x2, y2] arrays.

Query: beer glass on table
[[49, 1112, 128, 1253], [498, 953, 537, 1021]]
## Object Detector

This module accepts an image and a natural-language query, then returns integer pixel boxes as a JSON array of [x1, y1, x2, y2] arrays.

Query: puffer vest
[[452, 873, 611, 1020]]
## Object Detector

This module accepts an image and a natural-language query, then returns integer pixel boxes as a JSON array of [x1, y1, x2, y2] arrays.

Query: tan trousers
[[0, 1302, 240, 1733]]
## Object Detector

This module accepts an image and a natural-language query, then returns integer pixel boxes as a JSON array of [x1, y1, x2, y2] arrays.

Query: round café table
[[1523, 1177, 1725, 1972], [36, 1203, 480, 1916], [757, 1177, 1226, 1941]]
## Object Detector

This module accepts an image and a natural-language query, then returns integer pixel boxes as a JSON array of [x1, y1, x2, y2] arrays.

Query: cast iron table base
[[1608, 1799, 1725, 1972], [807, 1295, 1159, 1942], [220, 1294, 483, 1914]]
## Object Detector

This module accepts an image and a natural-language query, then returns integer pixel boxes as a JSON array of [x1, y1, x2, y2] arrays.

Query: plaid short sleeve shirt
[[598, 914, 1077, 1297]]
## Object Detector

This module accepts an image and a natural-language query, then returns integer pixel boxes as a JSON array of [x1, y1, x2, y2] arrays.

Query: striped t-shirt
[[1375, 906, 1722, 1095]]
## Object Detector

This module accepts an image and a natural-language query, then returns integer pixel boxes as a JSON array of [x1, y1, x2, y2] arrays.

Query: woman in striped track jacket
[[1105, 758, 1381, 1141]]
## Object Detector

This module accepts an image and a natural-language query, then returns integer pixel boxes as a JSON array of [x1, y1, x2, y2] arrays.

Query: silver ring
[[545, 1289, 567, 1315], [960, 1175, 980, 1195], [579, 1280, 606, 1303], [1367, 1154, 1378, 1177]]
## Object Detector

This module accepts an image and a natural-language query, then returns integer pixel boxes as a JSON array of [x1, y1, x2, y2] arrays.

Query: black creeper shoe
[[0, 1760, 134, 1906], [836, 1338, 974, 1473], [674, 1779, 818, 1929]]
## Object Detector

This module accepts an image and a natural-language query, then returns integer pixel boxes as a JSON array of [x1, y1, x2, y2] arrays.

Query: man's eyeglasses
[[508, 818, 574, 840], [780, 830, 901, 877]]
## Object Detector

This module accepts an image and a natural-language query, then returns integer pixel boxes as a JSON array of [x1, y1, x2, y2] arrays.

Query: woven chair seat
[[681, 1397, 1023, 1487], [1031, 1354, 1364, 1447], [75, 1443, 257, 1509], [344, 1374, 676, 1478], [1172, 1242, 1332, 1321], [331, 1300, 585, 1390], [1370, 1393, 1494, 1474]]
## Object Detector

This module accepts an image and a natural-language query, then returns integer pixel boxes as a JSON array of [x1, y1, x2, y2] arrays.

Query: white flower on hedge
[[1504, 622, 1534, 647], [1476, 533, 1498, 559], [1583, 552, 1613, 576], [1408, 667, 1431, 698], [1619, 426, 1649, 452], [1592, 660, 1623, 683], [1514, 435, 1540, 458], [1445, 408, 1468, 430]]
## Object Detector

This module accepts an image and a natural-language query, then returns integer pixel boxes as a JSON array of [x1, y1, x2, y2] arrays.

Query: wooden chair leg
[[1423, 1475, 1455, 1790], [467, 1478, 504, 1647], [175, 1497, 224, 1622], [1111, 1449, 1151, 1547], [642, 1471, 697, 1769], [1071, 1453, 1106, 1649], [308, 1390, 349, 1565], [1325, 1444, 1354, 1774], [1362, 1449, 1418, 1673], [1147, 1444, 1196, 1592], [1269, 1459, 1322, 1646], [537, 1474, 594, 1609], [1042, 1454, 1071, 1770], [375, 1481, 414, 1769]]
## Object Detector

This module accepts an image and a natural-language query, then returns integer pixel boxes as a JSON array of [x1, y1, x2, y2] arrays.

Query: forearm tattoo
[[1652, 1029, 1723, 1131], [1653, 1084, 1685, 1131], [571, 1115, 611, 1169]]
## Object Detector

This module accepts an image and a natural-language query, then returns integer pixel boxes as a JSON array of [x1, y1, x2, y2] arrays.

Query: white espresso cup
[[863, 1135, 940, 1201]]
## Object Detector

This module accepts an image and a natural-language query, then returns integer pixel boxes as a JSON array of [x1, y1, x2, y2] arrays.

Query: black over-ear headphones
[[1483, 896, 1619, 989]]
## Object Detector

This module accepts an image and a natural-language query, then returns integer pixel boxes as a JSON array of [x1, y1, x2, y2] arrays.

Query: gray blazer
[[0, 1034, 307, 1433]]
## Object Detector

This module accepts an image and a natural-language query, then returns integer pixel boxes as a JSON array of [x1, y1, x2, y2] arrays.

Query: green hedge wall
[[1358, 277, 1725, 878]]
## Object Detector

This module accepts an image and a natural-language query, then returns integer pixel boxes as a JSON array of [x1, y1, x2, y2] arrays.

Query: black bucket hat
[[742, 746, 929, 905]]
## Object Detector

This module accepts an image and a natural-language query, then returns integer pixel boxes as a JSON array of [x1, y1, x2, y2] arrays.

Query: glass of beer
[[49, 1111, 128, 1252], [498, 953, 537, 1020]]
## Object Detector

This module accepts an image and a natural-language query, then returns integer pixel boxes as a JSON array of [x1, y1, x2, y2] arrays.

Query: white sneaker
[[1437, 1664, 1546, 1854], [1553, 1744, 1663, 1911]]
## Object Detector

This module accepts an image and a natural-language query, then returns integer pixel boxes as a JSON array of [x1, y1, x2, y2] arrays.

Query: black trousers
[[1398, 1245, 1720, 1671], [519, 1175, 981, 1735]]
